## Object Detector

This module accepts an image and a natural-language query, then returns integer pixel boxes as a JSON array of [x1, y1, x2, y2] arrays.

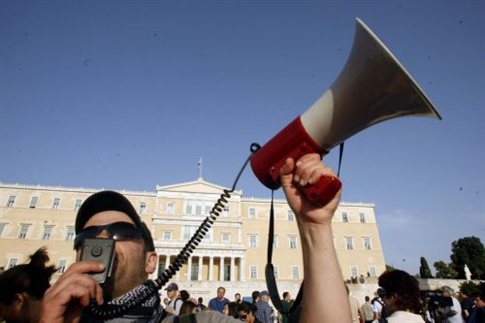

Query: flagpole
[[197, 157, 203, 179]]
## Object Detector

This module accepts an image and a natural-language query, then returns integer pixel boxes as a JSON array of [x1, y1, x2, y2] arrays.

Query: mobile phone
[[80, 238, 116, 284]]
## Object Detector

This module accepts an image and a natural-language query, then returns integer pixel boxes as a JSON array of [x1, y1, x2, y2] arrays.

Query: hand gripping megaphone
[[250, 18, 442, 206]]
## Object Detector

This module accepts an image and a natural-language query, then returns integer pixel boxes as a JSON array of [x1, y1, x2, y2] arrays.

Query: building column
[[239, 257, 245, 282], [198, 256, 203, 281], [187, 256, 192, 281], [209, 256, 214, 281], [165, 255, 171, 270], [230, 257, 235, 281], [219, 257, 224, 281]]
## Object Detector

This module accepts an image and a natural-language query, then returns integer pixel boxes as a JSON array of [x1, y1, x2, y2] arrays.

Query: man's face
[[76, 210, 155, 299], [217, 288, 225, 300], [166, 289, 178, 300]]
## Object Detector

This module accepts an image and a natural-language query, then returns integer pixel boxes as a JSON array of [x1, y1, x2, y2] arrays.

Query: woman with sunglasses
[[238, 302, 261, 323]]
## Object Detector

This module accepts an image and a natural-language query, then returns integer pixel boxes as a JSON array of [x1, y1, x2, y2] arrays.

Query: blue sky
[[1, 0, 483, 276]]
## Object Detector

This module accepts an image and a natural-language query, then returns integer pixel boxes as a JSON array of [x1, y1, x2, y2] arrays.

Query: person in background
[[280, 292, 292, 323], [234, 293, 242, 304], [238, 301, 261, 323], [195, 297, 206, 312], [372, 288, 386, 320], [361, 296, 374, 323], [223, 301, 239, 318], [208, 286, 230, 313], [0, 247, 57, 323], [377, 269, 424, 322], [165, 282, 183, 315], [468, 283, 485, 323], [254, 290, 273, 323], [441, 286, 464, 323]]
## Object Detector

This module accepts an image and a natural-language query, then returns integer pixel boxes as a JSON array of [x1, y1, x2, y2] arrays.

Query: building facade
[[0, 179, 386, 299]]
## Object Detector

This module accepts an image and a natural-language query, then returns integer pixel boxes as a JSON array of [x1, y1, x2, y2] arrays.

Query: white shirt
[[385, 311, 424, 323], [446, 297, 464, 323]]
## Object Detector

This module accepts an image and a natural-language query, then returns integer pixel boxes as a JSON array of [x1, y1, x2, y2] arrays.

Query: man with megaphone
[[39, 153, 352, 323]]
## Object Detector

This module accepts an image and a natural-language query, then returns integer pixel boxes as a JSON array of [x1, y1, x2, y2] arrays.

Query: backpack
[[371, 298, 387, 319]]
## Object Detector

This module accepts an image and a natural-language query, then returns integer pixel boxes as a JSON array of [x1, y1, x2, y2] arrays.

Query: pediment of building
[[156, 178, 242, 195]]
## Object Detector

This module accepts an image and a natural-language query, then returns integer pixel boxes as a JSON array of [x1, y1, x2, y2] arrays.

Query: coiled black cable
[[86, 144, 261, 319]]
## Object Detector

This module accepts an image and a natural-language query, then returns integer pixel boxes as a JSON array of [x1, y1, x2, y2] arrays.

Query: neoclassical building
[[0, 179, 386, 299]]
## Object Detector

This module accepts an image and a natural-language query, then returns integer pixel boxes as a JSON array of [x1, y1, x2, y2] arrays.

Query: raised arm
[[280, 154, 351, 323]]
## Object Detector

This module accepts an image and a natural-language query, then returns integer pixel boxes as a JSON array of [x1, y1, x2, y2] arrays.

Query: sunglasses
[[74, 222, 143, 250], [239, 313, 248, 320]]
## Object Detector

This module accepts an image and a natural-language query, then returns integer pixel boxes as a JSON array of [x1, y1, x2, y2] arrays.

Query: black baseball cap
[[75, 190, 155, 251]]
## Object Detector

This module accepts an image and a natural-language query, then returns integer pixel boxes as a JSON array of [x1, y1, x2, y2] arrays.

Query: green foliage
[[460, 281, 480, 295], [385, 264, 396, 272], [434, 260, 458, 279], [419, 257, 433, 278], [450, 236, 485, 279]]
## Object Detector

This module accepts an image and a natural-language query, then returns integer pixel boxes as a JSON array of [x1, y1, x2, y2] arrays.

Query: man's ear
[[13, 292, 26, 309], [145, 251, 157, 274]]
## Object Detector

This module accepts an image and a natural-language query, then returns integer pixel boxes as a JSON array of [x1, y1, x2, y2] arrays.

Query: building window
[[52, 197, 61, 209], [359, 212, 366, 223], [58, 259, 67, 273], [289, 235, 298, 249], [363, 237, 372, 250], [292, 266, 300, 279], [65, 226, 75, 241], [139, 202, 147, 214], [74, 199, 83, 211], [287, 210, 295, 221], [185, 201, 212, 216], [273, 235, 278, 249], [273, 266, 279, 279], [345, 236, 354, 250], [369, 266, 377, 277], [42, 225, 54, 240], [166, 203, 175, 214], [250, 265, 257, 279], [248, 207, 256, 219], [184, 225, 211, 242], [221, 233, 230, 245], [248, 234, 258, 248], [163, 231, 172, 241], [185, 204, 193, 215], [7, 258, 18, 269], [350, 266, 358, 278], [18, 224, 31, 239], [342, 212, 349, 223], [0, 223, 6, 237], [29, 196, 39, 208], [6, 195, 16, 207]]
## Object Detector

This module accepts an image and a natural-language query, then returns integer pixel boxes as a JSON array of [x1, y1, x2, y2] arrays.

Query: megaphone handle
[[300, 175, 342, 206], [269, 142, 342, 206]]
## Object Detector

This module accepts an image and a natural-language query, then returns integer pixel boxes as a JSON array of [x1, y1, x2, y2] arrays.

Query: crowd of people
[[1, 154, 484, 323], [159, 284, 293, 322]]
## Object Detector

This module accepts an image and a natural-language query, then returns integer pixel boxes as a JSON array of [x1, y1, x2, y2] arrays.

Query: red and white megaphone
[[250, 18, 442, 206]]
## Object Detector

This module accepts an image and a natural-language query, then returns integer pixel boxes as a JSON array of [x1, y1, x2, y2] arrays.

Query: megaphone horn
[[250, 17, 442, 206]]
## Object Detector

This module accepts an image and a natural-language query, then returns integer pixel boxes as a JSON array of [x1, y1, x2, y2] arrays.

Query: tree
[[419, 257, 433, 278], [450, 236, 485, 279], [434, 260, 458, 279]]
